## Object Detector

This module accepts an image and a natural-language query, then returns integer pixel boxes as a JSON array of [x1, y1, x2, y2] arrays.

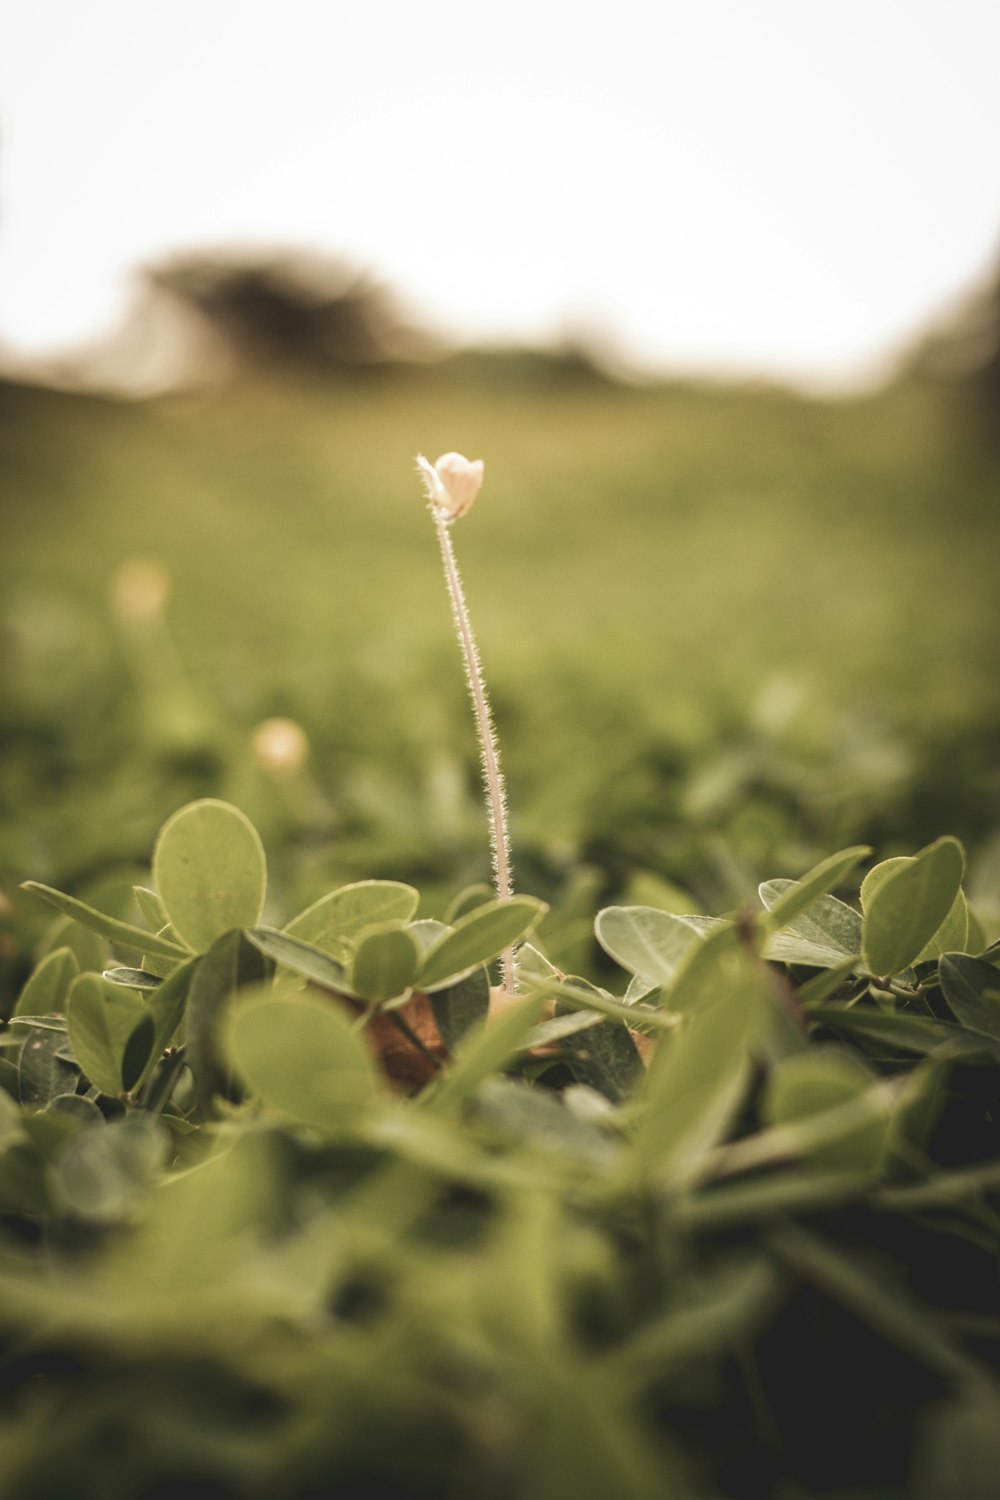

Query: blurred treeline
[[1, 248, 999, 1009]]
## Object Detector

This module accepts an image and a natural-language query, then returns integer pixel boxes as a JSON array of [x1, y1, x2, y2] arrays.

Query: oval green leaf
[[595, 906, 711, 986], [417, 897, 547, 992], [67, 974, 156, 1098], [227, 987, 380, 1132], [760, 885, 863, 970], [349, 924, 420, 1003], [153, 799, 267, 953], [861, 837, 965, 979], [285, 880, 419, 958]]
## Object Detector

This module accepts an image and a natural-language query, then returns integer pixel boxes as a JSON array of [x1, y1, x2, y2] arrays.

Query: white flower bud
[[416, 451, 484, 521]]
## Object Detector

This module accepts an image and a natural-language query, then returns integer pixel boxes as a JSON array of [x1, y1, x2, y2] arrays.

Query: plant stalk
[[433, 510, 516, 993]]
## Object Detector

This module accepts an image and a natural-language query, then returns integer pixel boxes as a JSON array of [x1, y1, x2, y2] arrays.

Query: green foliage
[[2, 801, 997, 1498]]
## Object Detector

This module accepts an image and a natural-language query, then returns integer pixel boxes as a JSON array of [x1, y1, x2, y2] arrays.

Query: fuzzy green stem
[[433, 510, 516, 993]]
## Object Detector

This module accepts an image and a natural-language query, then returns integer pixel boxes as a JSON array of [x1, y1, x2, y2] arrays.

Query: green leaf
[[668, 923, 742, 1016], [246, 927, 350, 992], [417, 896, 547, 992], [861, 836, 965, 978], [153, 799, 267, 952], [142, 954, 201, 1077], [633, 941, 770, 1180], [938, 953, 1000, 1040], [557, 1013, 644, 1104], [37, 914, 107, 974], [20, 883, 187, 962], [604, 1259, 778, 1388], [13, 946, 79, 1017], [444, 883, 494, 922], [66, 974, 155, 1098], [675, 1170, 869, 1233], [18, 1027, 79, 1109], [808, 1004, 989, 1058], [758, 845, 871, 933], [425, 993, 549, 1110], [527, 975, 676, 1032], [759, 885, 862, 969], [9, 1015, 68, 1034], [185, 931, 267, 1113], [427, 966, 491, 1052], [227, 986, 380, 1133], [796, 957, 861, 1005], [914, 888, 970, 963], [285, 879, 419, 957], [407, 918, 450, 954], [102, 966, 164, 992], [45, 1093, 105, 1127], [594, 905, 710, 986], [349, 923, 420, 1003], [762, 1048, 889, 1171], [132, 884, 170, 930]]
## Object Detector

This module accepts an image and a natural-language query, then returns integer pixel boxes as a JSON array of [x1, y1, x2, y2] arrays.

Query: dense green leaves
[[4, 797, 1000, 1500], [153, 799, 267, 951]]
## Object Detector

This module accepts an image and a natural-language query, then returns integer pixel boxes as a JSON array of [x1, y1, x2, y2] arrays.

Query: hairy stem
[[433, 511, 516, 993]]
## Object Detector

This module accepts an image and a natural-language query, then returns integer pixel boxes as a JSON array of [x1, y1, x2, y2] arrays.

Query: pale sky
[[2, 0, 999, 389]]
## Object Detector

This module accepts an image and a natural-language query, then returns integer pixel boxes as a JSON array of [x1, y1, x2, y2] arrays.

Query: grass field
[[2, 358, 998, 998]]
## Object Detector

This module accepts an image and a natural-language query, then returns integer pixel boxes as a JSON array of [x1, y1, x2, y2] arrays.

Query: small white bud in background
[[416, 452, 484, 521], [109, 557, 171, 625], [252, 717, 310, 775]]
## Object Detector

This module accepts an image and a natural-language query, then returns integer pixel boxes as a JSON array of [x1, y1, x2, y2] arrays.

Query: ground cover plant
[[1, 358, 999, 1496]]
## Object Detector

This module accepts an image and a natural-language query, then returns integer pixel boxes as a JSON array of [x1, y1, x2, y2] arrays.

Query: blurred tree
[[146, 249, 434, 372]]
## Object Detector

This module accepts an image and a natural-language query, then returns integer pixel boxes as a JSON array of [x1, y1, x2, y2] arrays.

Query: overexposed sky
[[2, 0, 999, 388]]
